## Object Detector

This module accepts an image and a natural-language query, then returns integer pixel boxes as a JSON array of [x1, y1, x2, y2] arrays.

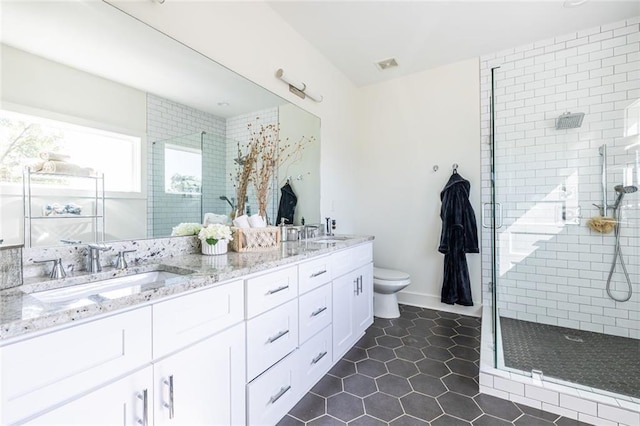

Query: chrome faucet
[[303, 224, 319, 239], [88, 243, 111, 273], [34, 258, 66, 279], [115, 249, 137, 269]]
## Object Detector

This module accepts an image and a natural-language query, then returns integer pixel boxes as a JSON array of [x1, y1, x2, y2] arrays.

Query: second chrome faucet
[[87, 243, 111, 273]]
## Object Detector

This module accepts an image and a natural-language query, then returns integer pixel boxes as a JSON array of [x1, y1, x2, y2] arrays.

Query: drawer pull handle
[[137, 389, 149, 426], [267, 329, 290, 343], [312, 351, 328, 364], [163, 375, 175, 419], [269, 385, 292, 404], [267, 285, 289, 295], [311, 306, 327, 317], [310, 270, 327, 278]]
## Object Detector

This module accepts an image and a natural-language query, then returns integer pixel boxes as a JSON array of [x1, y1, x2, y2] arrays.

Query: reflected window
[[0, 109, 141, 192], [164, 144, 202, 194]]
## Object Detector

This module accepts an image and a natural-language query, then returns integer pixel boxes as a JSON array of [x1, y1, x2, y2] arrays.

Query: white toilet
[[373, 267, 411, 319]]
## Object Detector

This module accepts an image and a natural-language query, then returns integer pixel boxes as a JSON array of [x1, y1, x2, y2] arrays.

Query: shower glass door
[[491, 66, 639, 399]]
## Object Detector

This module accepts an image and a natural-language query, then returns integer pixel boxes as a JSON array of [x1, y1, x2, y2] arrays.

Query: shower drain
[[564, 335, 584, 342]]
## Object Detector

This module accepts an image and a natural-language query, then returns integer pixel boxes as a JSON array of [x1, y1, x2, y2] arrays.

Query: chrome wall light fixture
[[275, 68, 323, 103]]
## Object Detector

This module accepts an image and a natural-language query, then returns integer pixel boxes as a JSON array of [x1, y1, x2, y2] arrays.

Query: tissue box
[[230, 226, 280, 252]]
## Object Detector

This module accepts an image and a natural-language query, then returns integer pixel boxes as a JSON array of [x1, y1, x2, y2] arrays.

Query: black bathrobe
[[276, 182, 297, 226], [438, 172, 479, 306]]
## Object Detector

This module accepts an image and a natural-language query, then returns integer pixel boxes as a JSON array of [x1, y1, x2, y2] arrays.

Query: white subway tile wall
[[479, 17, 640, 426], [147, 94, 226, 236], [480, 18, 639, 339]]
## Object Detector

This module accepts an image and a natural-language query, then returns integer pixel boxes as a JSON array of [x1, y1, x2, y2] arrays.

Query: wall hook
[[433, 165, 439, 172]]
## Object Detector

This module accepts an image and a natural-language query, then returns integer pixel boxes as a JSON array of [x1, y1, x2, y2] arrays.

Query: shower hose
[[606, 206, 633, 302]]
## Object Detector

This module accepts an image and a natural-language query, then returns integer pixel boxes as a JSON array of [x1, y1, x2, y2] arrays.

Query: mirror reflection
[[0, 0, 320, 248]]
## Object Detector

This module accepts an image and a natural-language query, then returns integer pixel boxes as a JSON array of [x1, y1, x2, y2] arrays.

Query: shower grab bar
[[481, 202, 503, 229]]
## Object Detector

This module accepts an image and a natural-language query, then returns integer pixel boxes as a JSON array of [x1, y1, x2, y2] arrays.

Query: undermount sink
[[26, 270, 190, 306], [312, 236, 351, 243]]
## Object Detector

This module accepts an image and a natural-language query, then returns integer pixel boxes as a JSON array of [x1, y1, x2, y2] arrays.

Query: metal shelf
[[23, 168, 105, 248]]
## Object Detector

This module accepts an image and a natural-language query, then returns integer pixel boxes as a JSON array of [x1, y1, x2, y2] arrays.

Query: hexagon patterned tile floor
[[279, 305, 593, 426]]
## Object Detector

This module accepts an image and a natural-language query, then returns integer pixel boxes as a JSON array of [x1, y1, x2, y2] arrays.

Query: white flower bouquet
[[171, 222, 202, 236], [198, 223, 233, 246]]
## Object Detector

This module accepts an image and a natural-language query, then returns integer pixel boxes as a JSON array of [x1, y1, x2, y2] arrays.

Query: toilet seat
[[374, 267, 410, 281]]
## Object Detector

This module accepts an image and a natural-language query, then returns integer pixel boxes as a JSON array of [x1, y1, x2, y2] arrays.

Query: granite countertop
[[0, 236, 373, 342]]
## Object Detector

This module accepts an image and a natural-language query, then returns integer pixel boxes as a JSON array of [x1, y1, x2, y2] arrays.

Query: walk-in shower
[[480, 18, 639, 419]]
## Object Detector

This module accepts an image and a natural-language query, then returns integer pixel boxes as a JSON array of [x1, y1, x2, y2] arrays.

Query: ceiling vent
[[375, 57, 398, 71]]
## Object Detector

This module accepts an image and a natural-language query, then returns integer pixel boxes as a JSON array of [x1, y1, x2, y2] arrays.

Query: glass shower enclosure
[[484, 27, 639, 402]]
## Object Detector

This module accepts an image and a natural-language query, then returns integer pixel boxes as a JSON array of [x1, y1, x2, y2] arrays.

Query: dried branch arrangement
[[231, 118, 312, 220]]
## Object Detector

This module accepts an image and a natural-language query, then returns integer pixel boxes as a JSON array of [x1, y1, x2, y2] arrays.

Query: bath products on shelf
[[586, 216, 616, 233], [42, 203, 82, 216]]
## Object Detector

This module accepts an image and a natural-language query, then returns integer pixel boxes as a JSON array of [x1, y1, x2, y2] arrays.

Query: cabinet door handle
[[312, 351, 328, 364], [311, 306, 327, 317], [310, 269, 327, 278], [353, 278, 358, 295], [267, 329, 290, 343], [267, 285, 289, 295], [358, 275, 363, 293], [269, 385, 292, 404], [137, 389, 148, 426], [163, 375, 175, 419]]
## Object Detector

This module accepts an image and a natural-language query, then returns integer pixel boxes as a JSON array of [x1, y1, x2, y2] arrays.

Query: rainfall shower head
[[555, 112, 585, 129], [615, 184, 638, 194], [612, 184, 638, 209]]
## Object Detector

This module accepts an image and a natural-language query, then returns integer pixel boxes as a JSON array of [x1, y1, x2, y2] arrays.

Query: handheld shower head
[[612, 184, 638, 209]]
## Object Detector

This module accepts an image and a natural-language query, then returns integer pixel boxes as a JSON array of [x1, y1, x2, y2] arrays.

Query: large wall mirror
[[0, 0, 320, 248]]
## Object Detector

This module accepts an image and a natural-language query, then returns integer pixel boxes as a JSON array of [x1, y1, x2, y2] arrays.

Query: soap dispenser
[[279, 218, 289, 241]]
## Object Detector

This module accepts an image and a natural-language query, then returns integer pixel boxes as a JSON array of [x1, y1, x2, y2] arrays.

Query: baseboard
[[396, 290, 482, 318]]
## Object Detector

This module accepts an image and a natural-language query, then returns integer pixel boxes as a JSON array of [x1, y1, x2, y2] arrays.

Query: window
[[164, 144, 202, 194], [0, 109, 141, 192]]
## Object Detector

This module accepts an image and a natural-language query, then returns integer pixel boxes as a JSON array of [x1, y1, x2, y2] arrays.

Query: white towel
[[203, 213, 229, 226], [248, 214, 266, 228], [232, 214, 251, 229], [41, 161, 95, 176], [39, 152, 71, 162]]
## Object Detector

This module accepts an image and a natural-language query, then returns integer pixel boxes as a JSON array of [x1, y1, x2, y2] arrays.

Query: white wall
[[108, 0, 360, 231], [278, 103, 321, 225], [354, 58, 482, 316]]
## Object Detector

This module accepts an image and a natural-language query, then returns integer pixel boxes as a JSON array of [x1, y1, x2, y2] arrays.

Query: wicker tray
[[230, 226, 280, 252]]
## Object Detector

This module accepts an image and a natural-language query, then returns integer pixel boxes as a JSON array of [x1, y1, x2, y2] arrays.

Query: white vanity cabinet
[[332, 244, 374, 361], [23, 367, 154, 426], [1, 307, 152, 425], [152, 280, 246, 426], [2, 239, 375, 426], [153, 323, 245, 426]]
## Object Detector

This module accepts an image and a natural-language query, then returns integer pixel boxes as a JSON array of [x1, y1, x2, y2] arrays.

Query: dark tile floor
[[279, 305, 592, 426], [501, 316, 640, 398]]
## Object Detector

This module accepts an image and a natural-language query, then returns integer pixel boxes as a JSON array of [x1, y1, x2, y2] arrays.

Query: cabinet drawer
[[246, 299, 299, 381], [1, 307, 152, 425], [246, 266, 298, 318], [298, 255, 332, 294], [153, 280, 244, 358], [247, 350, 299, 426], [332, 243, 373, 278], [298, 283, 332, 345], [297, 325, 333, 396]]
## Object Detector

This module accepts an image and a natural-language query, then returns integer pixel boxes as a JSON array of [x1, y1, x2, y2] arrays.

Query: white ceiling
[[268, 0, 640, 87]]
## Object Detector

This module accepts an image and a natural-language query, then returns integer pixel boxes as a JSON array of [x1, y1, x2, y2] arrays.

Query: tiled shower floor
[[279, 305, 589, 425], [500, 317, 640, 399]]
